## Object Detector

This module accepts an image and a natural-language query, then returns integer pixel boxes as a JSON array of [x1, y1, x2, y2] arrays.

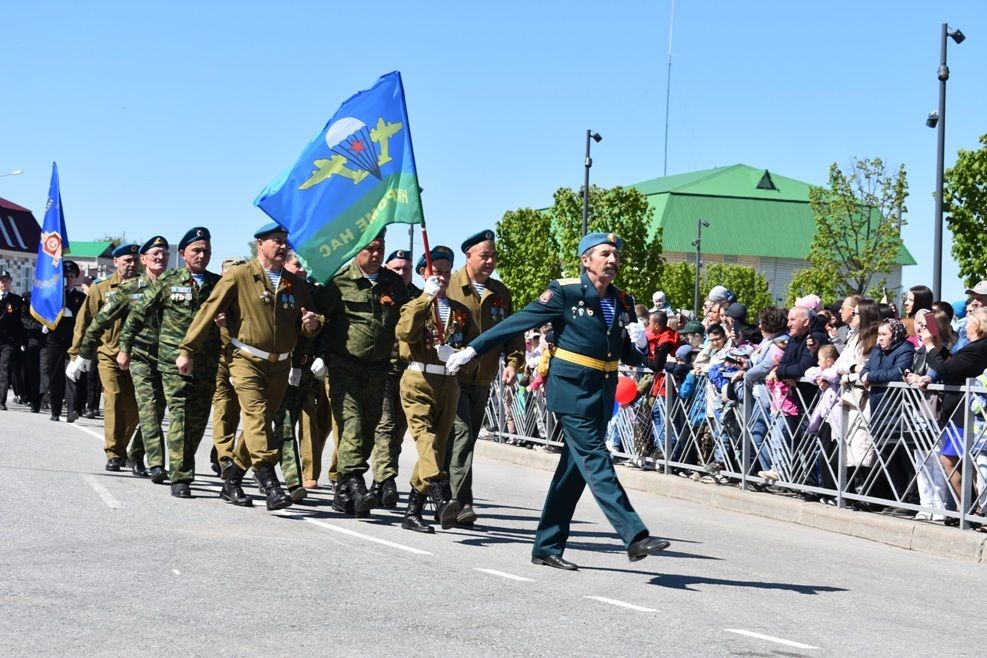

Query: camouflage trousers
[[329, 361, 388, 478], [272, 370, 310, 490], [129, 352, 166, 469], [162, 365, 218, 484], [370, 371, 406, 483]]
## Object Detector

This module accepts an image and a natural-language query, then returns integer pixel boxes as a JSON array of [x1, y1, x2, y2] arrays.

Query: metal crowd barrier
[[481, 363, 987, 532]]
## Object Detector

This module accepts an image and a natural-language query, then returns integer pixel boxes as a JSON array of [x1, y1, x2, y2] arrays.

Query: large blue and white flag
[[255, 71, 424, 281], [30, 162, 69, 329]]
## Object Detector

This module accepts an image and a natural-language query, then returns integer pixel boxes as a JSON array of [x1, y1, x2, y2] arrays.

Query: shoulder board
[[556, 278, 580, 286]]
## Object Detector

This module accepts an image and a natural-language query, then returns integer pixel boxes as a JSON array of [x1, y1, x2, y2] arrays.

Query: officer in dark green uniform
[[446, 232, 672, 570], [123, 227, 222, 498]]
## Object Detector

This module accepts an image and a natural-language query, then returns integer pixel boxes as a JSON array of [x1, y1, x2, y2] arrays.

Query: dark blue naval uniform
[[468, 271, 650, 557]]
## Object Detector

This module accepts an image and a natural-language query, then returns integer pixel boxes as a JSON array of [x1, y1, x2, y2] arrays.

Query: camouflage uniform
[[124, 267, 222, 484]]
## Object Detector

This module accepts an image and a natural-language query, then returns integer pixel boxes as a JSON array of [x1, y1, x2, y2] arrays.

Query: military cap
[[63, 260, 80, 277], [140, 235, 169, 254], [678, 319, 706, 335], [416, 245, 455, 274], [578, 231, 623, 256], [254, 222, 287, 239], [0, 269, 11, 280], [385, 249, 412, 264], [179, 227, 210, 250], [112, 243, 140, 258], [461, 229, 495, 254]]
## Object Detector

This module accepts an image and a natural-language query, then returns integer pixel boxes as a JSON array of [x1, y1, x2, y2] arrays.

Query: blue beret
[[112, 243, 140, 258], [416, 245, 455, 273], [578, 231, 623, 256], [179, 227, 210, 250], [461, 229, 495, 254], [140, 235, 169, 254], [386, 249, 412, 263], [254, 222, 287, 239]]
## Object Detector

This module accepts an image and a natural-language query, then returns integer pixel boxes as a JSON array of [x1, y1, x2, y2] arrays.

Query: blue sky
[[3, 1, 985, 301]]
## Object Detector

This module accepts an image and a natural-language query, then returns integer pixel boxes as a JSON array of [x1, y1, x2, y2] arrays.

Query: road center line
[[725, 629, 819, 650], [475, 568, 535, 582], [584, 596, 657, 612], [303, 517, 432, 555], [71, 424, 105, 441], [81, 474, 122, 509]]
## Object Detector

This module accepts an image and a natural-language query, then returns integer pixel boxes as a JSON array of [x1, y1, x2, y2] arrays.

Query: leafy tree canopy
[[944, 134, 987, 286]]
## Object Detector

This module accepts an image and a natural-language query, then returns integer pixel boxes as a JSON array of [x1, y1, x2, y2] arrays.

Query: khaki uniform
[[211, 329, 239, 465], [444, 267, 524, 505], [317, 262, 408, 479], [298, 375, 332, 484], [397, 293, 478, 493], [180, 260, 319, 470], [70, 271, 141, 461]]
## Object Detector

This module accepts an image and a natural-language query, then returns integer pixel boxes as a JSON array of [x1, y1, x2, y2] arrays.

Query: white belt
[[408, 361, 451, 376], [231, 338, 290, 363]]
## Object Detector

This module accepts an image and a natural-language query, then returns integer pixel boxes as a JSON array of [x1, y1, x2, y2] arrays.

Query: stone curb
[[475, 439, 987, 565]]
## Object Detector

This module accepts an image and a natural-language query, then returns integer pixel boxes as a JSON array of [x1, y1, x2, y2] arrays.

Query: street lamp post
[[582, 130, 602, 237], [929, 22, 965, 301], [692, 218, 709, 317]]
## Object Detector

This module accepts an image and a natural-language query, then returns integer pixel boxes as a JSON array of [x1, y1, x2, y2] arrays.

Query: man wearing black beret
[[0, 269, 23, 411]]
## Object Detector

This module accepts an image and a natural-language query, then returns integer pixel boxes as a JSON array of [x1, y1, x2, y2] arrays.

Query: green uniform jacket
[[396, 292, 479, 367], [317, 261, 409, 368], [467, 272, 644, 420], [80, 273, 162, 361], [180, 259, 318, 358], [122, 267, 222, 372], [69, 271, 135, 359], [445, 266, 524, 385]]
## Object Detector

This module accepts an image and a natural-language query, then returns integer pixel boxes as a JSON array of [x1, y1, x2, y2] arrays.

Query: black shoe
[[149, 466, 168, 484], [254, 463, 292, 511], [66, 411, 79, 423], [130, 461, 148, 477], [401, 489, 434, 533], [346, 474, 376, 515], [171, 482, 192, 498], [219, 457, 236, 481], [331, 480, 353, 514], [456, 503, 477, 526], [531, 555, 578, 571], [380, 477, 399, 509], [83, 410, 96, 419], [220, 462, 254, 507], [627, 536, 671, 562], [427, 480, 460, 530], [105, 458, 124, 472], [50, 414, 60, 422], [0, 404, 7, 411], [210, 461, 221, 476]]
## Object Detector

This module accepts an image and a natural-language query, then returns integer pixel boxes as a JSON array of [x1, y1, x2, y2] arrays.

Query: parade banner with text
[[30, 162, 69, 330], [254, 71, 424, 281]]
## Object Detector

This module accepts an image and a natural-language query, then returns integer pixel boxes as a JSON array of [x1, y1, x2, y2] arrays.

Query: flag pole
[[418, 221, 445, 343]]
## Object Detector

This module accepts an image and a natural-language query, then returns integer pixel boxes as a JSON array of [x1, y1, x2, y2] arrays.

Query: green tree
[[806, 157, 908, 297], [496, 208, 561, 306], [944, 134, 987, 286], [786, 268, 839, 308], [662, 261, 773, 312]]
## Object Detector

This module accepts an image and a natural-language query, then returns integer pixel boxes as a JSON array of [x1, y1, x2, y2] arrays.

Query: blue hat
[[416, 245, 455, 273], [140, 235, 169, 254], [461, 229, 495, 254], [178, 227, 210, 250], [112, 243, 140, 258], [254, 222, 287, 239], [952, 300, 967, 320], [386, 249, 412, 264], [578, 231, 623, 256]]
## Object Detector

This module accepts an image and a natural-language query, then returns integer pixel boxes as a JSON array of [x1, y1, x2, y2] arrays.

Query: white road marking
[[172, 569, 181, 575], [475, 568, 535, 582], [725, 629, 819, 650], [303, 518, 432, 555], [584, 596, 657, 612], [81, 474, 122, 509], [71, 424, 104, 441]]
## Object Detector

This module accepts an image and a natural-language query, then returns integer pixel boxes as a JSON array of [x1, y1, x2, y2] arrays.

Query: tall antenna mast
[[663, 0, 675, 176]]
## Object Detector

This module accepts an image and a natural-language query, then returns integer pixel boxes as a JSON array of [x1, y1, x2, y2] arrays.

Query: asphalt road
[[1, 403, 983, 656]]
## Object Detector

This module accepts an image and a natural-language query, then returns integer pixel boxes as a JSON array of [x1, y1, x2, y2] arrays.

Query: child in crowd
[[806, 344, 840, 434]]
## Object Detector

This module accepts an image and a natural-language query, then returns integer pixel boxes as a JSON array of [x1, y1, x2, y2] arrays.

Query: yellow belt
[[553, 347, 619, 372]]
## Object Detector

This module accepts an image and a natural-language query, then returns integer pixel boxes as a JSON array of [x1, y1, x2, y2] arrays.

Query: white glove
[[422, 275, 441, 298], [444, 346, 476, 375], [65, 359, 79, 382], [310, 357, 327, 380], [76, 357, 93, 373], [435, 344, 455, 363], [626, 322, 648, 350], [288, 368, 301, 386]]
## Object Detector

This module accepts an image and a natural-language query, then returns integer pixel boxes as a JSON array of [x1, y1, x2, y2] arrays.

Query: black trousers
[[21, 336, 44, 412], [0, 343, 15, 405], [44, 340, 75, 418]]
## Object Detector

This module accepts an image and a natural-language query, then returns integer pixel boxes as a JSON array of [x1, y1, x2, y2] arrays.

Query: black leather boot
[[220, 461, 253, 507], [347, 475, 376, 515], [401, 488, 434, 533], [254, 463, 292, 511], [368, 480, 383, 508], [380, 477, 399, 509], [428, 480, 461, 530], [331, 479, 353, 514]]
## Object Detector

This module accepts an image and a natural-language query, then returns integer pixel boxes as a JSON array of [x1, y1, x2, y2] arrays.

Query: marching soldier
[[42, 261, 87, 422], [67, 244, 143, 472], [210, 258, 246, 477], [396, 246, 478, 532], [179, 223, 322, 511], [369, 248, 421, 508], [18, 293, 45, 413], [125, 228, 221, 498], [445, 232, 672, 570], [313, 232, 409, 516], [0, 269, 24, 410], [444, 230, 524, 525]]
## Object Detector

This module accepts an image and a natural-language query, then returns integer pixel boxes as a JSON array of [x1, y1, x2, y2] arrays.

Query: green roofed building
[[627, 164, 915, 301], [65, 240, 116, 280]]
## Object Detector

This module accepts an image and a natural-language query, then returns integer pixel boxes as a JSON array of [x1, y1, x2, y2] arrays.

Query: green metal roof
[[66, 240, 114, 258]]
